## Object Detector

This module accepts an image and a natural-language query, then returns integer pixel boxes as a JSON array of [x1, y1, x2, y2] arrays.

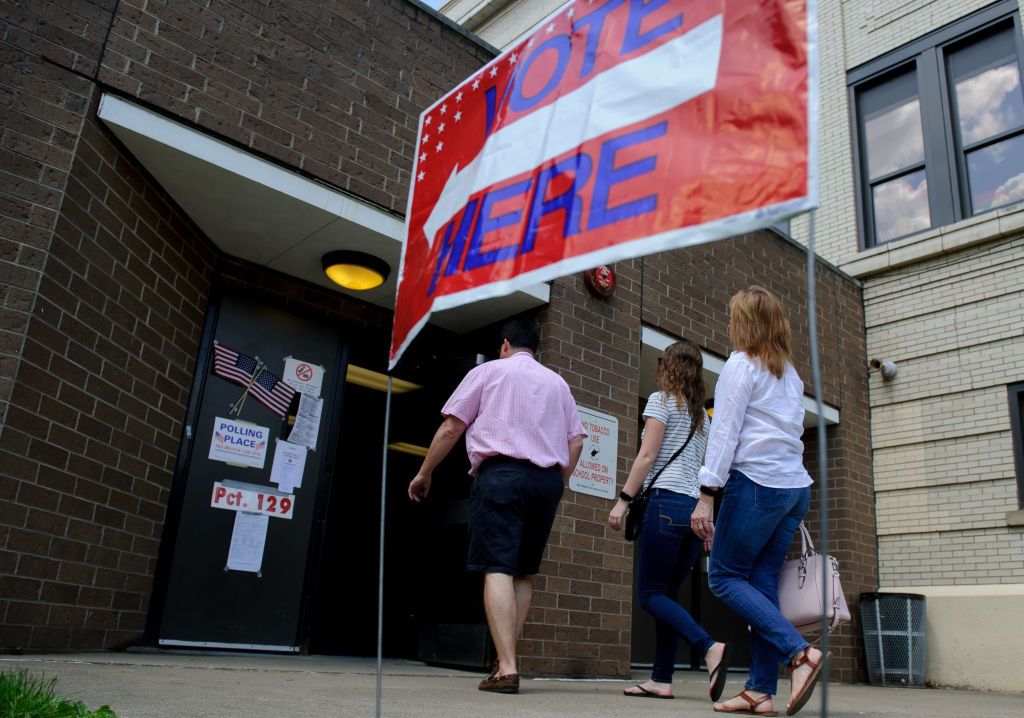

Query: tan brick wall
[[783, 0, 1024, 597], [841, 0, 997, 69], [879, 529, 1024, 584], [864, 235, 1024, 586]]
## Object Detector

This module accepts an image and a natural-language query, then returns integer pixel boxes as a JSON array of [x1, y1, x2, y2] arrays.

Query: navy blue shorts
[[467, 457, 564, 576]]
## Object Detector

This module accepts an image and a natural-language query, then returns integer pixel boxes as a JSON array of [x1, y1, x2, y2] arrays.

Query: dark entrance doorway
[[308, 341, 491, 666]]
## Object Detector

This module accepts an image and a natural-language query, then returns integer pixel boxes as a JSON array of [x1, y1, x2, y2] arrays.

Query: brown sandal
[[786, 649, 829, 716], [714, 690, 779, 716]]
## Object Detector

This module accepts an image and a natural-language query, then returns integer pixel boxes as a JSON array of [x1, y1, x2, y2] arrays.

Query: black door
[[157, 293, 343, 650]]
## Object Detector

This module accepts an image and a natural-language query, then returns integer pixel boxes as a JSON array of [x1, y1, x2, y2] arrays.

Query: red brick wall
[[0, 99, 218, 649], [1, 1, 118, 649], [98, 0, 495, 213], [530, 259, 643, 677], [526, 233, 874, 678], [1, 0, 495, 652]]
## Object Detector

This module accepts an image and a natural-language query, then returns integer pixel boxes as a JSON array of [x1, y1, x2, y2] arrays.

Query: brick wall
[[530, 259, 643, 677], [865, 235, 1024, 587], [98, 0, 495, 214], [1, 0, 496, 652], [0, 99, 218, 649], [1, 0, 114, 430], [524, 232, 874, 679], [1, 0, 123, 649]]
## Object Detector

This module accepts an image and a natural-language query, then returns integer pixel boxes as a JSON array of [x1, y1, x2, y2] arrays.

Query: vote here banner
[[390, 0, 818, 367]]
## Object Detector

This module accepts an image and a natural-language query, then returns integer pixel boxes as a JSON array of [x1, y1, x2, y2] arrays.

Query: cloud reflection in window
[[955, 63, 1024, 146], [873, 171, 931, 243]]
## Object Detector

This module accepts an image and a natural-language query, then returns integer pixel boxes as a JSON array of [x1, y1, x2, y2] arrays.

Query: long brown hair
[[728, 286, 791, 378], [656, 339, 706, 431]]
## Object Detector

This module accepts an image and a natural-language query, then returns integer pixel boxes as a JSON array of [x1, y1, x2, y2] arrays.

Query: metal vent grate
[[860, 592, 927, 687]]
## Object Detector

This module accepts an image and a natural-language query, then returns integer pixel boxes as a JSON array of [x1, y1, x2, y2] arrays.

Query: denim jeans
[[637, 489, 715, 683], [708, 470, 811, 695]]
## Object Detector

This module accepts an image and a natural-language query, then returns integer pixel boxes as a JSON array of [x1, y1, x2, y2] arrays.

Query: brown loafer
[[478, 671, 520, 693]]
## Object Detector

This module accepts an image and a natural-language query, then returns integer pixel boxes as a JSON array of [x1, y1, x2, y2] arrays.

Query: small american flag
[[212, 342, 296, 418], [249, 366, 296, 417]]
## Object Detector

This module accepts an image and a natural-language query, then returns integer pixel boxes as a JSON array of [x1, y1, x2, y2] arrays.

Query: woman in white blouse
[[690, 287, 826, 717]]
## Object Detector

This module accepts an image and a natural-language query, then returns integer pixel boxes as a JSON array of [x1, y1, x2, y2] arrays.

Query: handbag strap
[[798, 522, 814, 557], [645, 415, 699, 492], [829, 557, 843, 631]]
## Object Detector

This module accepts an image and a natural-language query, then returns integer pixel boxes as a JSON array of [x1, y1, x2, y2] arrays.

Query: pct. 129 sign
[[211, 481, 295, 520]]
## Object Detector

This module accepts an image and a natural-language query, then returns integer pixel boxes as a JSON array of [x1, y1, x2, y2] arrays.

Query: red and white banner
[[390, 0, 818, 367]]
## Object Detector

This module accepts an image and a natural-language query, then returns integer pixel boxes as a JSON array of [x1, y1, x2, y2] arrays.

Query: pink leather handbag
[[778, 522, 851, 634]]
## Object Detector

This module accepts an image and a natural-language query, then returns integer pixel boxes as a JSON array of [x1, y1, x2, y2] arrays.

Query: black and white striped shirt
[[642, 391, 709, 498]]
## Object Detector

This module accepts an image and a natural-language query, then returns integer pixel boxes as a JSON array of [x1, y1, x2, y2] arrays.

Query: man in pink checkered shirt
[[409, 318, 586, 694]]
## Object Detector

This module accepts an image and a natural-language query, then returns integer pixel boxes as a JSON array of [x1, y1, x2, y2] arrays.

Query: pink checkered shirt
[[442, 352, 587, 476]]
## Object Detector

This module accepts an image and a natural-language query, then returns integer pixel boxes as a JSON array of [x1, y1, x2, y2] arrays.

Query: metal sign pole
[[805, 210, 829, 716], [375, 376, 393, 718]]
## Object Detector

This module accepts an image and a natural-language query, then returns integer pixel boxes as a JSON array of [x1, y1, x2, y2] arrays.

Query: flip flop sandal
[[714, 690, 778, 716], [708, 643, 733, 702], [786, 650, 830, 716], [623, 684, 674, 699]]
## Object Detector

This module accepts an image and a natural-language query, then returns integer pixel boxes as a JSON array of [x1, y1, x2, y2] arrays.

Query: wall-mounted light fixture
[[322, 250, 390, 290]]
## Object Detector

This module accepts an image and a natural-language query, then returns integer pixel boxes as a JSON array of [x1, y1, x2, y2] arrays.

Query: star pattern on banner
[[413, 2, 580, 186]]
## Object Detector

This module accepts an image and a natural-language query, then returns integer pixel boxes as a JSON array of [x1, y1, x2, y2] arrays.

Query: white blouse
[[698, 352, 813, 489]]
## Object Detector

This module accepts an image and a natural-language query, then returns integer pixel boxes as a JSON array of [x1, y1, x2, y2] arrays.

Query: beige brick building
[[800, 0, 1024, 692], [442, 0, 1024, 691]]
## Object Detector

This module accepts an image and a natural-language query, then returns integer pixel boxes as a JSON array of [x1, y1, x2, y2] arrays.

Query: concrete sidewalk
[[2, 651, 1022, 718]]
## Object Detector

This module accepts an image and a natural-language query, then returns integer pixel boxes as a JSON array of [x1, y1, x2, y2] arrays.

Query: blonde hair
[[728, 286, 791, 378], [656, 339, 706, 431]]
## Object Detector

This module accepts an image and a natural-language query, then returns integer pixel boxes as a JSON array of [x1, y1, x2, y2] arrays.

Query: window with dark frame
[[1009, 382, 1024, 509], [849, 1, 1024, 248]]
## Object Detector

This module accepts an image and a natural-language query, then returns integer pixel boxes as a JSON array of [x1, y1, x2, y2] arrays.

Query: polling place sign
[[390, 0, 817, 367]]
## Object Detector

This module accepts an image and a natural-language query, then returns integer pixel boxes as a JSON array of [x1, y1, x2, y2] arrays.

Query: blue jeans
[[708, 470, 811, 695], [637, 489, 715, 683]]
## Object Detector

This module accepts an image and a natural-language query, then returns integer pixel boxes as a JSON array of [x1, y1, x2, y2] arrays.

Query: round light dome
[[321, 251, 390, 290]]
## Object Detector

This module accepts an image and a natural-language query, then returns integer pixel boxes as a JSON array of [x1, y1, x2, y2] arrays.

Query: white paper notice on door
[[269, 439, 306, 494], [288, 393, 322, 450], [226, 511, 270, 573]]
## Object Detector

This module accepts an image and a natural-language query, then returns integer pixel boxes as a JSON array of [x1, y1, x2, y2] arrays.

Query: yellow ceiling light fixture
[[322, 250, 390, 290], [346, 364, 422, 394]]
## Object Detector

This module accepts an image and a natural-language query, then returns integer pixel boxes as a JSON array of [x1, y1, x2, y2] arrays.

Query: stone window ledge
[[1007, 510, 1024, 528], [840, 203, 1024, 278]]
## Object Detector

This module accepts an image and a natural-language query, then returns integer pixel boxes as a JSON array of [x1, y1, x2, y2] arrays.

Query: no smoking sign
[[294, 363, 314, 382], [283, 357, 324, 398]]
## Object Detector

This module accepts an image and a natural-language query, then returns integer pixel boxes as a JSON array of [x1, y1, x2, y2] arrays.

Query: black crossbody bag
[[623, 420, 699, 541]]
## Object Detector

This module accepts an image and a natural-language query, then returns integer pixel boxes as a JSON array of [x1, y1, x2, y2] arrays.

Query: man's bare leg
[[483, 572, 521, 676], [513, 576, 533, 637]]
